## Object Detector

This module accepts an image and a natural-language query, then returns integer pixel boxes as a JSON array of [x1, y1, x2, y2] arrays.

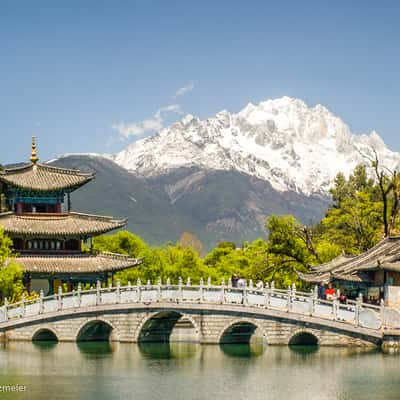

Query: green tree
[[0, 228, 24, 303], [93, 230, 147, 257], [319, 165, 383, 253], [263, 215, 315, 288]]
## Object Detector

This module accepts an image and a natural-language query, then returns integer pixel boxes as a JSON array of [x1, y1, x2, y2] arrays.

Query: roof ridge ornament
[[30, 136, 39, 164]]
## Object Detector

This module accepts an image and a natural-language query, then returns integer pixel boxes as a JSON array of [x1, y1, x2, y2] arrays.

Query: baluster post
[[178, 277, 183, 303], [21, 293, 26, 317], [116, 279, 121, 304], [199, 278, 204, 303], [292, 283, 296, 311], [206, 277, 211, 302], [187, 277, 191, 286], [3, 298, 8, 322], [355, 293, 362, 326], [137, 278, 142, 302], [57, 286, 63, 310], [96, 280, 101, 305], [39, 289, 44, 314], [287, 285, 292, 312], [332, 293, 338, 320], [264, 282, 270, 308], [308, 289, 315, 316], [77, 283, 82, 307], [243, 281, 248, 306], [221, 278, 225, 304], [380, 298, 385, 328], [157, 277, 162, 302]]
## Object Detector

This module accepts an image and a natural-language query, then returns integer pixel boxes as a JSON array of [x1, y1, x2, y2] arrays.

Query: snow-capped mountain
[[114, 97, 400, 196]]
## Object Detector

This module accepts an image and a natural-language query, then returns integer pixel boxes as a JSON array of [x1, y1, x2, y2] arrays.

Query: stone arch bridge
[[0, 280, 398, 347]]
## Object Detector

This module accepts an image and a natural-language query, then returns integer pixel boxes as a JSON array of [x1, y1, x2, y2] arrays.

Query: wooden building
[[297, 236, 400, 304], [0, 137, 141, 295]]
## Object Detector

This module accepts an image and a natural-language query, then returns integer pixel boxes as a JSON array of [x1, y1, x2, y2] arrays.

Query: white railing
[[0, 278, 389, 331]]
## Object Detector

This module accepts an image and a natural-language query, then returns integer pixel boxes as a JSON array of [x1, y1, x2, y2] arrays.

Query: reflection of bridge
[[0, 279, 399, 346]]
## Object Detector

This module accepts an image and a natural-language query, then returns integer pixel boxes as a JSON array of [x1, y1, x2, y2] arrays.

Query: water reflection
[[32, 340, 58, 351], [76, 341, 116, 356], [220, 342, 266, 358], [0, 342, 399, 400], [289, 344, 319, 355], [138, 342, 200, 359]]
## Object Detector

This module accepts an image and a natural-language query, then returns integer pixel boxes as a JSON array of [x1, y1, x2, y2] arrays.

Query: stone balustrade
[[0, 278, 389, 332]]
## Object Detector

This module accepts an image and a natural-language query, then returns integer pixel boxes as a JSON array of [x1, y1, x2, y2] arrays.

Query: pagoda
[[0, 137, 141, 295]]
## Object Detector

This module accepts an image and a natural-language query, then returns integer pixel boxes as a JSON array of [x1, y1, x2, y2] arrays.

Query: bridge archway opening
[[77, 320, 114, 342], [289, 331, 319, 346], [138, 312, 199, 343], [32, 328, 58, 342], [220, 322, 264, 344]]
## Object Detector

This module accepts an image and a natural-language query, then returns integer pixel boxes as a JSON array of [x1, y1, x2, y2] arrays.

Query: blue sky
[[1, 0, 400, 164]]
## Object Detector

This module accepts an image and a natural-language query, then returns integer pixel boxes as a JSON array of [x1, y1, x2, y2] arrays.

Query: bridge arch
[[218, 319, 267, 344], [288, 329, 319, 346], [135, 311, 200, 343], [32, 326, 59, 342], [75, 318, 120, 342]]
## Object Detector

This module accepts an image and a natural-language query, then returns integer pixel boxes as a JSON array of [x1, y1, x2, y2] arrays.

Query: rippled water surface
[[0, 342, 399, 400]]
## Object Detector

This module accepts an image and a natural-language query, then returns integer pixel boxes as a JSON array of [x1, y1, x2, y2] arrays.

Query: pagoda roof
[[297, 236, 400, 283], [0, 212, 127, 237], [17, 252, 142, 274], [0, 162, 95, 192]]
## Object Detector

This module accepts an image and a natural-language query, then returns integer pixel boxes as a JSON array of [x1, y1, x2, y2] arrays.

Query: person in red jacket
[[325, 283, 335, 301]]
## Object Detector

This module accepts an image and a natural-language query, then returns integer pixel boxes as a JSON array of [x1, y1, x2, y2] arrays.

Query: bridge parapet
[[0, 278, 391, 333]]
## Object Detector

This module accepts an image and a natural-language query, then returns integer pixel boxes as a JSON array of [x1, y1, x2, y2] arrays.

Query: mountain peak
[[114, 97, 400, 196], [181, 114, 195, 125]]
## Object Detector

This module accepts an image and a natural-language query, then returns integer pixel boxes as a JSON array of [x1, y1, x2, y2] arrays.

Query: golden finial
[[30, 136, 39, 164]]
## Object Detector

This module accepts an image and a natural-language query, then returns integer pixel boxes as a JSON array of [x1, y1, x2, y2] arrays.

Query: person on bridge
[[318, 282, 326, 300], [325, 283, 336, 301], [231, 274, 239, 288], [237, 278, 246, 304]]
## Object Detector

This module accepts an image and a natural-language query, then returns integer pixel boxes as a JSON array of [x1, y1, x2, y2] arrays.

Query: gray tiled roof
[[297, 236, 400, 283], [0, 163, 95, 191], [17, 252, 142, 273], [0, 212, 127, 237]]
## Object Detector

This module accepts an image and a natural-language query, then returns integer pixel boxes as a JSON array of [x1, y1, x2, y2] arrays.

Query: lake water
[[0, 342, 399, 400]]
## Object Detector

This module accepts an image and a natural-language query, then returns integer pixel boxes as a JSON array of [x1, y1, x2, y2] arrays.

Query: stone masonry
[[0, 303, 380, 346]]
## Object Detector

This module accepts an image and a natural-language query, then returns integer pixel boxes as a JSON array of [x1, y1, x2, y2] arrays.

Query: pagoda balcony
[[16, 212, 69, 217], [17, 249, 86, 256]]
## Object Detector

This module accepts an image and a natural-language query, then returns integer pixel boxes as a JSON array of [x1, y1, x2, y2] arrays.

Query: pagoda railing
[[0, 278, 394, 331]]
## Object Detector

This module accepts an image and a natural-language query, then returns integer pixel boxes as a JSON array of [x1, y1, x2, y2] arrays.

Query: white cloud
[[159, 104, 182, 113], [112, 104, 182, 139], [173, 82, 195, 98]]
